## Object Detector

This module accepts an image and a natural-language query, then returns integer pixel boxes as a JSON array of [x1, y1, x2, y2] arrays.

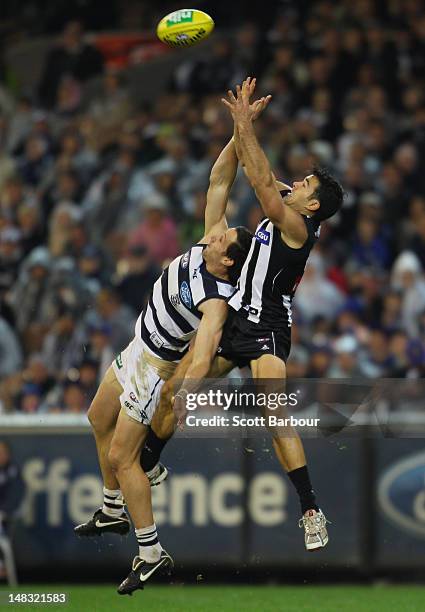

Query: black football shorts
[[217, 309, 291, 367]]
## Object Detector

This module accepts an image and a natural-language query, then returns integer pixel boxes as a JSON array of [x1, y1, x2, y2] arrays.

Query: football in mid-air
[[157, 9, 214, 47]]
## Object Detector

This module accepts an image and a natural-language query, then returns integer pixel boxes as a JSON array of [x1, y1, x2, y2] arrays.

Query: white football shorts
[[112, 336, 170, 425]]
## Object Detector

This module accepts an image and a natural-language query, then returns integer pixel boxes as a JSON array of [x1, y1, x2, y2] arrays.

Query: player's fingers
[[221, 98, 232, 109], [227, 89, 237, 104], [241, 77, 250, 98]]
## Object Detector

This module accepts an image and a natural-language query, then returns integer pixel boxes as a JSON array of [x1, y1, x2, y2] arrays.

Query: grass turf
[[1, 585, 425, 611]]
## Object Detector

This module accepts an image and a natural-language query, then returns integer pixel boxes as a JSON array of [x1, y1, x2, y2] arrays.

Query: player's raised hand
[[251, 95, 272, 121], [222, 77, 271, 122], [241, 75, 256, 104]]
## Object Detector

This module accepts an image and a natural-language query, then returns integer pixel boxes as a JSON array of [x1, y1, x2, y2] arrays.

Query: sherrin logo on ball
[[157, 9, 214, 47]]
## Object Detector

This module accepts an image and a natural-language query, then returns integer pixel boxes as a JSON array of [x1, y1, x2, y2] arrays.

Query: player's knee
[[88, 400, 102, 429], [88, 400, 113, 436], [108, 444, 130, 474]]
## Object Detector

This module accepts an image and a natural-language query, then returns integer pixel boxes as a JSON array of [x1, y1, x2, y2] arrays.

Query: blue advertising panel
[[375, 440, 425, 568], [3, 433, 246, 572], [2, 431, 365, 575]]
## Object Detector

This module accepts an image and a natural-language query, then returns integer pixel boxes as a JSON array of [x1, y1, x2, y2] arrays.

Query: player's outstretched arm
[[223, 78, 307, 245], [203, 139, 238, 236], [203, 86, 271, 239], [173, 299, 227, 427], [231, 80, 270, 174]]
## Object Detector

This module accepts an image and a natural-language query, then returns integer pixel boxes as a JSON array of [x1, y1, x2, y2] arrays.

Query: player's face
[[282, 174, 320, 213], [204, 228, 238, 264]]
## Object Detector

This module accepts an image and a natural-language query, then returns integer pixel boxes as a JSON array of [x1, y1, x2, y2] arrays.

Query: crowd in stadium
[[0, 0, 424, 413]]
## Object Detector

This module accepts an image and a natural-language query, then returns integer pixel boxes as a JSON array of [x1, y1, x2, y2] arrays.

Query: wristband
[[174, 389, 189, 401]]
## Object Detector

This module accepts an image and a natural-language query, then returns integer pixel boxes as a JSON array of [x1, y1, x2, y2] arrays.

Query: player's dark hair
[[310, 166, 344, 222], [226, 226, 253, 285]]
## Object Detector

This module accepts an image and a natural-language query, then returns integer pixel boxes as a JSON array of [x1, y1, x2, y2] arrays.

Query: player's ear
[[222, 255, 234, 268], [306, 198, 320, 213]]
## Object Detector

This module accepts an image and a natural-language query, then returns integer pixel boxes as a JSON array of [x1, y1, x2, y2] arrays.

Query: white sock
[[135, 523, 163, 562], [102, 487, 125, 518]]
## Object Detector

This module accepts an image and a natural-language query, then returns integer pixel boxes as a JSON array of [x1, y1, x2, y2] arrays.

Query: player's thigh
[[109, 408, 149, 470], [151, 355, 189, 437], [87, 366, 123, 434], [250, 354, 286, 379]]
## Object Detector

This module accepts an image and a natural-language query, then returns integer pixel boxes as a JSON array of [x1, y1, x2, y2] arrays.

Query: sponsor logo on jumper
[[180, 252, 190, 269], [150, 331, 164, 349], [115, 353, 123, 369], [255, 229, 270, 245]]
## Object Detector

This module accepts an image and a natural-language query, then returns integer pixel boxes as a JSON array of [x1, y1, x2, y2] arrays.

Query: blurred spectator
[[78, 359, 100, 402], [17, 203, 45, 256], [361, 329, 393, 378], [41, 310, 79, 379], [328, 335, 364, 378], [295, 253, 345, 324], [47, 381, 89, 414], [0, 317, 22, 378], [88, 70, 132, 134], [19, 383, 43, 413], [407, 213, 425, 268], [85, 323, 115, 381], [5, 97, 33, 154], [389, 331, 410, 377], [17, 135, 52, 187], [349, 216, 391, 271], [0, 228, 23, 292], [391, 251, 425, 337], [48, 202, 82, 257], [179, 191, 206, 248], [38, 20, 104, 109], [8, 247, 51, 339], [77, 244, 107, 295], [306, 347, 333, 378], [115, 245, 160, 314], [75, 287, 135, 355], [128, 193, 180, 266], [380, 291, 403, 334]]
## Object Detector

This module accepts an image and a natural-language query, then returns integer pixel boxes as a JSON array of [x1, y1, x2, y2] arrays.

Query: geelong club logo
[[377, 450, 425, 539], [180, 281, 192, 308]]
